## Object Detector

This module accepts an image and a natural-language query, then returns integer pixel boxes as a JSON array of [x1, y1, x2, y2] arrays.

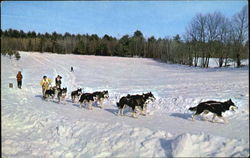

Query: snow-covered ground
[[1, 51, 249, 157]]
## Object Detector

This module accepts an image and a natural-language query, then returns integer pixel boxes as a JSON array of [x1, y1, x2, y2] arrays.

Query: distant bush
[[15, 51, 21, 60], [7, 50, 14, 58], [1, 48, 7, 56], [1, 49, 20, 60]]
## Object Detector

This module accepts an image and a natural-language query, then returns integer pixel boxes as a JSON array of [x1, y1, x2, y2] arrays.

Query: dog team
[[40, 75, 68, 103], [39, 74, 238, 122]]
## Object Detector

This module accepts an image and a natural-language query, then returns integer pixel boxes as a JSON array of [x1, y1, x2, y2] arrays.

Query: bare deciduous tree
[[231, 5, 248, 67]]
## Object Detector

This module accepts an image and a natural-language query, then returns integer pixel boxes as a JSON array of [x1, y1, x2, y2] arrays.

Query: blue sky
[[1, 1, 248, 39]]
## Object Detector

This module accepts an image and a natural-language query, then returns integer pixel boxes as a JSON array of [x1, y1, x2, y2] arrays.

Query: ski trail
[[31, 53, 78, 93], [30, 53, 48, 66]]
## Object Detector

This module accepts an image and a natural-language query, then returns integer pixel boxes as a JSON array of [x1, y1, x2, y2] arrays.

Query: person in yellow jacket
[[40, 76, 52, 97]]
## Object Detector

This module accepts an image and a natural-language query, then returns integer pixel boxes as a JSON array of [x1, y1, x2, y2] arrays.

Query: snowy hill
[[1, 51, 249, 157]]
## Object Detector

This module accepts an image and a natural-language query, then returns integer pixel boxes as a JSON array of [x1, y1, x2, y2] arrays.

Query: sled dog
[[79, 90, 109, 109], [79, 92, 96, 109], [57, 87, 67, 103], [44, 86, 57, 99], [92, 90, 109, 108], [189, 99, 237, 123], [116, 92, 155, 117], [71, 88, 82, 103]]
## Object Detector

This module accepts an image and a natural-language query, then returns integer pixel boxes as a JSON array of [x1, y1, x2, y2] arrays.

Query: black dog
[[57, 87, 67, 103], [79, 90, 109, 109], [78, 93, 96, 109], [92, 90, 109, 108], [44, 86, 57, 100], [116, 92, 155, 117], [71, 88, 82, 103], [189, 99, 238, 123]]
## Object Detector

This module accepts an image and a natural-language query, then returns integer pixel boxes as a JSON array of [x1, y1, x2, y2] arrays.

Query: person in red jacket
[[16, 71, 23, 89]]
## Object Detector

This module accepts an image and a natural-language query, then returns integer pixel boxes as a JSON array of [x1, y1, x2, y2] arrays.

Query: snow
[[1, 51, 249, 157]]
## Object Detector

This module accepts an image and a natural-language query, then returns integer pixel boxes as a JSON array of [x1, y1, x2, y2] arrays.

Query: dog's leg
[[99, 99, 104, 108], [135, 106, 139, 114], [222, 117, 227, 124], [131, 107, 138, 118], [218, 116, 227, 124], [202, 116, 208, 121], [83, 100, 87, 108], [212, 114, 216, 122], [121, 105, 126, 116], [76, 97, 79, 104], [80, 102, 82, 108], [95, 99, 100, 107], [202, 111, 209, 121], [136, 106, 143, 116], [62, 96, 66, 104], [89, 101, 93, 110], [44, 94, 49, 101], [117, 109, 121, 116], [131, 110, 138, 118], [192, 114, 196, 121], [140, 105, 146, 116], [192, 109, 203, 121], [57, 95, 60, 103], [75, 96, 78, 103], [132, 111, 136, 118], [139, 106, 143, 115], [143, 104, 147, 115]]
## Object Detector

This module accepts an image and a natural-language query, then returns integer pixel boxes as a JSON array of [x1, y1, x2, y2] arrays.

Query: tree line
[[1, 5, 248, 67]]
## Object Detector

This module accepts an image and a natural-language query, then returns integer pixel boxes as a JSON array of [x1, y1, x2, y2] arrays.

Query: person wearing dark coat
[[16, 71, 23, 89], [55, 75, 62, 89]]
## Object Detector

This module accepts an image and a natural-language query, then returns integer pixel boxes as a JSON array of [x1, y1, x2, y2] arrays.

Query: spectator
[[16, 71, 23, 89]]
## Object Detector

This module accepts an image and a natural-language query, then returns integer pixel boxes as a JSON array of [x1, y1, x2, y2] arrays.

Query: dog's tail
[[188, 106, 197, 111]]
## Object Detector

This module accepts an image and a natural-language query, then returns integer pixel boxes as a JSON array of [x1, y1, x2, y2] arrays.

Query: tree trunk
[[236, 53, 241, 67], [219, 57, 223, 67]]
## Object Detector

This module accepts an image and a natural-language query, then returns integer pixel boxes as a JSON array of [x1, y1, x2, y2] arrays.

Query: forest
[[1, 5, 248, 67]]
